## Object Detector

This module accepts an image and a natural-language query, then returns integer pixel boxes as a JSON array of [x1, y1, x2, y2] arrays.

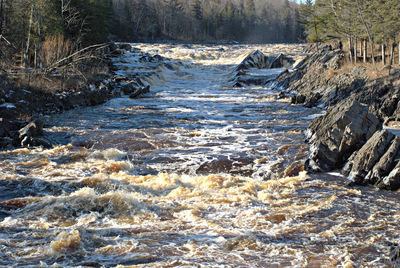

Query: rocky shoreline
[[0, 43, 152, 149], [3, 42, 400, 191], [274, 45, 400, 191]]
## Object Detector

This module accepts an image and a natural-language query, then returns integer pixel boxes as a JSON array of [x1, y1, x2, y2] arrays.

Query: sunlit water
[[0, 44, 399, 267]]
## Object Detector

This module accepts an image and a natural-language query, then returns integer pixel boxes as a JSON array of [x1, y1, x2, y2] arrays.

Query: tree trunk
[[363, 39, 367, 63], [354, 39, 357, 64], [382, 44, 385, 66], [348, 37, 353, 64], [354, 0, 376, 68], [0, 0, 4, 36], [24, 4, 34, 67], [390, 43, 395, 65], [314, 23, 319, 51], [399, 41, 400, 65]]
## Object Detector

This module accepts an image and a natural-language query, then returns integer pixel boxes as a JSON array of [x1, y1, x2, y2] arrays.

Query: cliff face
[[279, 45, 400, 190]]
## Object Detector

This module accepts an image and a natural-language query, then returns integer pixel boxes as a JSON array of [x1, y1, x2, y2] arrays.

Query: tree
[[300, 0, 323, 49]]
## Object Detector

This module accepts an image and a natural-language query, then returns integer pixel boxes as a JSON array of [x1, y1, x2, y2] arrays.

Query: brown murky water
[[0, 44, 399, 267]]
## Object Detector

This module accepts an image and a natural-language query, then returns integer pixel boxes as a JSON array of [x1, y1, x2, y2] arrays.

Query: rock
[[0, 103, 18, 119], [114, 76, 129, 83], [291, 94, 306, 104], [30, 136, 53, 148], [343, 130, 396, 184], [129, 85, 150, 99], [306, 99, 381, 171], [19, 119, 44, 139], [376, 162, 400, 190], [88, 86, 109, 105], [277, 92, 286, 99], [304, 93, 322, 108], [118, 43, 132, 51], [233, 50, 295, 73], [0, 118, 10, 138], [233, 50, 269, 72], [18, 119, 45, 147], [389, 67, 400, 76], [270, 53, 295, 69], [122, 82, 139, 95]]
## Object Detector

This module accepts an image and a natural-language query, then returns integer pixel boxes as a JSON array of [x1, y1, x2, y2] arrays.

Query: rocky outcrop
[[306, 99, 381, 171], [233, 50, 270, 72], [272, 44, 400, 191], [231, 50, 294, 87], [273, 46, 366, 108], [341, 130, 400, 190]]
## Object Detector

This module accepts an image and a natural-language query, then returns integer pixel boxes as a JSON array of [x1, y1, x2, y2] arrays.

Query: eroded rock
[[306, 99, 381, 171]]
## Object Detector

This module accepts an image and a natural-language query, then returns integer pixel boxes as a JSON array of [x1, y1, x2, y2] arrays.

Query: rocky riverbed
[[0, 43, 399, 266]]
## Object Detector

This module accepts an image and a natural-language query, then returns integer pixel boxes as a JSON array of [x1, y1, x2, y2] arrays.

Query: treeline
[[0, 0, 306, 69], [111, 0, 305, 43], [301, 0, 400, 65], [0, 0, 111, 68]]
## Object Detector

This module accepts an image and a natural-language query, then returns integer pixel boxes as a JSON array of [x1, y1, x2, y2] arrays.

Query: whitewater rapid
[[0, 43, 399, 267]]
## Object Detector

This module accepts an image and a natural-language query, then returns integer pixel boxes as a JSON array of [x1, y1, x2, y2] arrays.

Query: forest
[[0, 0, 304, 69], [301, 0, 400, 65], [110, 0, 304, 43]]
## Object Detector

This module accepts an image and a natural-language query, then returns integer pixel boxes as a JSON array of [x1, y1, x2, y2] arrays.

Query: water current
[[0, 44, 399, 267]]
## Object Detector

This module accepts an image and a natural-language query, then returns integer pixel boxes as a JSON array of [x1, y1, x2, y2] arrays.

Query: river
[[0, 43, 399, 267]]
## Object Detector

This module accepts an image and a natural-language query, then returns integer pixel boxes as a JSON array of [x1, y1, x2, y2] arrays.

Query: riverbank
[[0, 43, 398, 266], [0, 43, 153, 149], [274, 44, 400, 191]]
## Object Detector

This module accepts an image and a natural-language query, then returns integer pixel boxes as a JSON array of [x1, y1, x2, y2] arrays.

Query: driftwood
[[44, 43, 110, 73]]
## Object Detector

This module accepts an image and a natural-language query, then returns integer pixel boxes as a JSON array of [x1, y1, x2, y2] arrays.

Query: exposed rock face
[[233, 50, 270, 72], [306, 99, 381, 171], [231, 50, 294, 87], [274, 44, 400, 191], [270, 53, 295, 69], [234, 50, 294, 72], [342, 130, 400, 190], [274, 46, 366, 108]]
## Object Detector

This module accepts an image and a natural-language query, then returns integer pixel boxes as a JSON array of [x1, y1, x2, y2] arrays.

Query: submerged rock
[[306, 99, 381, 171]]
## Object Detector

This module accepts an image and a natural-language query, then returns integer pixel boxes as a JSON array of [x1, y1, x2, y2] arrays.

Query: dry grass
[[338, 40, 399, 79], [41, 35, 75, 68]]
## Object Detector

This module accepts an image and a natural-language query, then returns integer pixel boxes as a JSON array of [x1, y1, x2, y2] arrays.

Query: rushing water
[[0, 44, 399, 267]]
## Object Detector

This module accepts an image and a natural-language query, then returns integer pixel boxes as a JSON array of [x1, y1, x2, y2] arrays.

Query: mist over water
[[0, 44, 399, 267]]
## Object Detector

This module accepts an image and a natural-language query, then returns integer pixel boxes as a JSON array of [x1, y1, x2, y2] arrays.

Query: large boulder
[[270, 53, 295, 69], [233, 50, 295, 73], [343, 130, 396, 182], [342, 129, 400, 190], [230, 50, 293, 87], [233, 50, 269, 72], [18, 119, 48, 147], [306, 99, 381, 171]]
